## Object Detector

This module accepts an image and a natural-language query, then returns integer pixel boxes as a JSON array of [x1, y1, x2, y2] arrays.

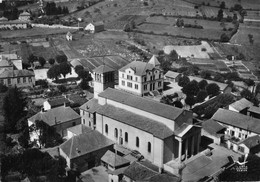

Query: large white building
[[79, 65, 201, 176], [117, 56, 163, 96]]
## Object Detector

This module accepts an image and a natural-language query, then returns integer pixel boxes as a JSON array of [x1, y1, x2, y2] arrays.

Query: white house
[[43, 96, 70, 110], [79, 65, 202, 176], [85, 22, 104, 33], [18, 11, 31, 21], [117, 56, 164, 96], [66, 31, 72, 41], [228, 98, 253, 115]]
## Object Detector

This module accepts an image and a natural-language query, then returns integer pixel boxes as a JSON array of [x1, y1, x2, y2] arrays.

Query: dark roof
[[229, 98, 253, 111], [123, 161, 158, 181], [96, 104, 173, 139], [248, 105, 260, 114], [240, 135, 260, 149], [93, 65, 114, 74], [90, 21, 104, 26], [47, 96, 70, 107], [99, 88, 187, 122], [119, 61, 160, 76], [101, 150, 130, 167], [67, 124, 92, 135], [68, 94, 88, 106], [139, 173, 180, 182], [59, 130, 114, 159], [202, 119, 225, 136], [28, 106, 80, 126], [0, 69, 34, 78], [79, 98, 101, 113], [0, 20, 27, 25], [212, 108, 260, 134]]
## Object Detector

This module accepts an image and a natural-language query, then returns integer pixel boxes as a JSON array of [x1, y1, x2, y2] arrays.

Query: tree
[[3, 87, 27, 133], [200, 70, 211, 79], [78, 69, 92, 81], [48, 58, 55, 65], [217, 9, 224, 21], [214, 73, 225, 83], [74, 65, 84, 75], [47, 65, 61, 81], [28, 54, 38, 65], [196, 90, 208, 103], [220, 33, 230, 42], [244, 79, 255, 89], [248, 34, 254, 45], [56, 55, 67, 64], [160, 95, 173, 105], [57, 85, 67, 93], [185, 95, 196, 108], [59, 62, 71, 78], [176, 17, 184, 27], [255, 83, 260, 96], [38, 57, 46, 67], [79, 79, 89, 90], [182, 80, 200, 96], [178, 75, 190, 87], [220, 1, 225, 9], [0, 83, 8, 93], [173, 100, 183, 108], [198, 80, 208, 90], [206, 83, 220, 97]]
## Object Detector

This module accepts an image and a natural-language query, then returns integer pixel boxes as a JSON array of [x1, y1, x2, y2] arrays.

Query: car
[[130, 150, 144, 161]]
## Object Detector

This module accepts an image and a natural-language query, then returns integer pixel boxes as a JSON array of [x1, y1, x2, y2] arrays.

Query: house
[[0, 20, 28, 29], [85, 22, 104, 33], [117, 57, 164, 96], [101, 150, 130, 171], [201, 119, 226, 145], [59, 130, 114, 172], [67, 124, 92, 139], [228, 98, 253, 115], [0, 69, 35, 88], [0, 59, 13, 70], [66, 31, 72, 41], [43, 96, 70, 110], [236, 135, 260, 155], [211, 108, 260, 152], [79, 65, 202, 176], [67, 93, 88, 107], [164, 71, 181, 82], [18, 11, 31, 21], [28, 105, 81, 143], [248, 105, 260, 119]]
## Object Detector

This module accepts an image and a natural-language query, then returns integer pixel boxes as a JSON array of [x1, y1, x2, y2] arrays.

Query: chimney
[[41, 107, 45, 112], [64, 102, 67, 107]]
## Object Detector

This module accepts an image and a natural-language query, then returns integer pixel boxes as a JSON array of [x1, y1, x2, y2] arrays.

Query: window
[[127, 75, 133, 80], [122, 74, 124, 78], [72, 122, 76, 126], [125, 132, 128, 142], [23, 77, 26, 83], [136, 137, 139, 147], [114, 128, 118, 138], [89, 113, 91, 117], [150, 76, 153, 80], [230, 130, 235, 136], [135, 84, 138, 90], [239, 133, 241, 138], [8, 78, 11, 85], [83, 119, 85, 124], [29, 77, 32, 82], [148, 142, 151, 153], [122, 80, 125, 86], [153, 75, 155, 80], [127, 82, 132, 88], [238, 146, 245, 153], [159, 74, 161, 79], [144, 76, 147, 82], [0, 79, 3, 84], [158, 81, 161, 87], [17, 78, 20, 84], [135, 77, 138, 81], [144, 85, 147, 91], [89, 122, 91, 127], [105, 124, 108, 134]]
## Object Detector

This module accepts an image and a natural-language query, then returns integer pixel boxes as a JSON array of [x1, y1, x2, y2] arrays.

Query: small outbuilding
[[66, 31, 72, 41], [85, 22, 104, 33]]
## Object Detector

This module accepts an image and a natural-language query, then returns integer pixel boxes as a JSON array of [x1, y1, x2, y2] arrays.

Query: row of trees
[[28, 54, 46, 67], [45, 2, 69, 15]]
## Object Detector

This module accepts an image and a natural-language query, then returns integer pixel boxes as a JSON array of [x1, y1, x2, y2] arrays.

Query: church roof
[[119, 61, 160, 76], [93, 64, 114, 74], [59, 130, 114, 159], [98, 88, 188, 122], [96, 104, 173, 139], [148, 55, 160, 67]]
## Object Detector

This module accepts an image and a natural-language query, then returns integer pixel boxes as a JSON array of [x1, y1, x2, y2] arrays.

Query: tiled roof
[[123, 161, 158, 181], [212, 108, 260, 134], [66, 31, 72, 36], [0, 59, 11, 67], [93, 65, 114, 74], [47, 96, 70, 107], [79, 98, 101, 113], [119, 61, 159, 76], [59, 130, 114, 159], [0, 69, 34, 78], [96, 104, 173, 139], [240, 135, 260, 149], [101, 150, 130, 167], [0, 20, 27, 25], [229, 98, 253, 112], [98, 88, 187, 122], [164, 71, 180, 79], [19, 11, 30, 16], [28, 106, 80, 126], [68, 94, 88, 106], [202, 119, 225, 136], [92, 21, 104, 26], [248, 105, 260, 114], [142, 173, 180, 182], [67, 124, 92, 135]]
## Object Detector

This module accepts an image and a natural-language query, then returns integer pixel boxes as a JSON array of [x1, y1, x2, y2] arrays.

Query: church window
[[125, 132, 128, 142], [148, 142, 151, 153], [115, 128, 118, 138], [105, 124, 108, 134], [136, 137, 139, 147]]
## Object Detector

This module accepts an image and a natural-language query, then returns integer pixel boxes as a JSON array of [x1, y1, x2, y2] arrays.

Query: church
[[79, 59, 201, 175]]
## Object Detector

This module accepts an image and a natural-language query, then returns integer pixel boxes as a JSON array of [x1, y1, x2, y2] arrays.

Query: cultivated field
[[163, 41, 214, 58], [200, 6, 234, 18]]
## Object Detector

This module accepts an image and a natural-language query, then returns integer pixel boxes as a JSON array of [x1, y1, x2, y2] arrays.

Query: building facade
[[117, 56, 163, 96]]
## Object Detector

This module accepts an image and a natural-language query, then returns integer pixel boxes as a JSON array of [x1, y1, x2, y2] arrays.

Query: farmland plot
[[231, 24, 260, 45], [200, 6, 234, 18]]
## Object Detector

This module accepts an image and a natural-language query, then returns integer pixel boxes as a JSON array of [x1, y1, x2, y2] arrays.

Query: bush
[[57, 85, 67, 93], [201, 48, 207, 52]]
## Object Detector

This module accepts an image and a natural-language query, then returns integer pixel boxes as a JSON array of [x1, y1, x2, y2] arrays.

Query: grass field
[[200, 6, 234, 18], [231, 24, 260, 45]]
